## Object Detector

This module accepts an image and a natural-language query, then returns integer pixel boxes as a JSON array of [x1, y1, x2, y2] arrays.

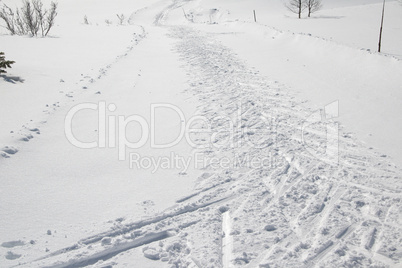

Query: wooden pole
[[378, 0, 386, 52], [253, 10, 257, 22]]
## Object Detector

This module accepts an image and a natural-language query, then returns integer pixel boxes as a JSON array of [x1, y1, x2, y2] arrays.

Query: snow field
[[1, 0, 402, 267]]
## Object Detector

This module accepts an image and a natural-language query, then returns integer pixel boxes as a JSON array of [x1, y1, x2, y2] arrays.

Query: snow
[[187, 0, 402, 166], [1, 0, 402, 267]]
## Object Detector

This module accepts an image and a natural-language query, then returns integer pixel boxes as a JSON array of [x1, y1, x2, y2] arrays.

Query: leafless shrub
[[0, 4, 16, 34], [14, 9, 26, 35], [116, 13, 125, 25], [21, 0, 39, 36], [83, 15, 89, 25], [45, 1, 57, 36], [0, 0, 58, 37], [33, 0, 44, 33]]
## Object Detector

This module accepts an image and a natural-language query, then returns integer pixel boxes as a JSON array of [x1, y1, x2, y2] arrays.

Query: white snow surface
[[1, 0, 402, 267]]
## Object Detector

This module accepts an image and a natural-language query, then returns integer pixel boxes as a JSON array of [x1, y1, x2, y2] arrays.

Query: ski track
[[5, 0, 402, 267], [222, 211, 234, 268], [164, 25, 402, 267]]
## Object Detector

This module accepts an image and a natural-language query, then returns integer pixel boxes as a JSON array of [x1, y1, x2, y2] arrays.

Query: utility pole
[[253, 10, 257, 22], [378, 0, 386, 52]]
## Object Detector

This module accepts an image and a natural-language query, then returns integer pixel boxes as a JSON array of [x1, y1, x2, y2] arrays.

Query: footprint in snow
[[1, 241, 25, 248], [2, 146, 18, 156], [140, 200, 155, 207], [5, 251, 21, 260], [29, 128, 40, 134], [20, 134, 33, 142]]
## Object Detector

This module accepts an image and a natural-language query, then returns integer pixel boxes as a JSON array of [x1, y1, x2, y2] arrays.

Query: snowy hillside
[[1, 0, 401, 267]]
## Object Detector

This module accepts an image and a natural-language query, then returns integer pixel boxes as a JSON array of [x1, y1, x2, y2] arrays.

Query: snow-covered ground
[[1, 0, 401, 267]]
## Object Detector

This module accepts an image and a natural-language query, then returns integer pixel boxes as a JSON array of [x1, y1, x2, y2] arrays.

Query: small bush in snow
[[0, 52, 15, 74], [116, 13, 125, 25], [0, 0, 58, 37], [83, 15, 89, 25]]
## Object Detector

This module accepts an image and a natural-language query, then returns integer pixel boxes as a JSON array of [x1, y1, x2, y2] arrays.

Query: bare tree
[[287, 0, 305, 19], [305, 0, 322, 17]]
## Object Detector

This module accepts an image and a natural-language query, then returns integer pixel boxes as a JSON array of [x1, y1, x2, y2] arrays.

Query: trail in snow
[[168, 25, 402, 267]]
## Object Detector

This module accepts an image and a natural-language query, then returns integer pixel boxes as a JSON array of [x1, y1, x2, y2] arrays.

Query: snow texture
[[1, 0, 401, 267]]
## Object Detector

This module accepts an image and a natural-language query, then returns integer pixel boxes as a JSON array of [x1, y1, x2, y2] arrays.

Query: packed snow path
[[1, 0, 402, 267], [166, 26, 402, 267]]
